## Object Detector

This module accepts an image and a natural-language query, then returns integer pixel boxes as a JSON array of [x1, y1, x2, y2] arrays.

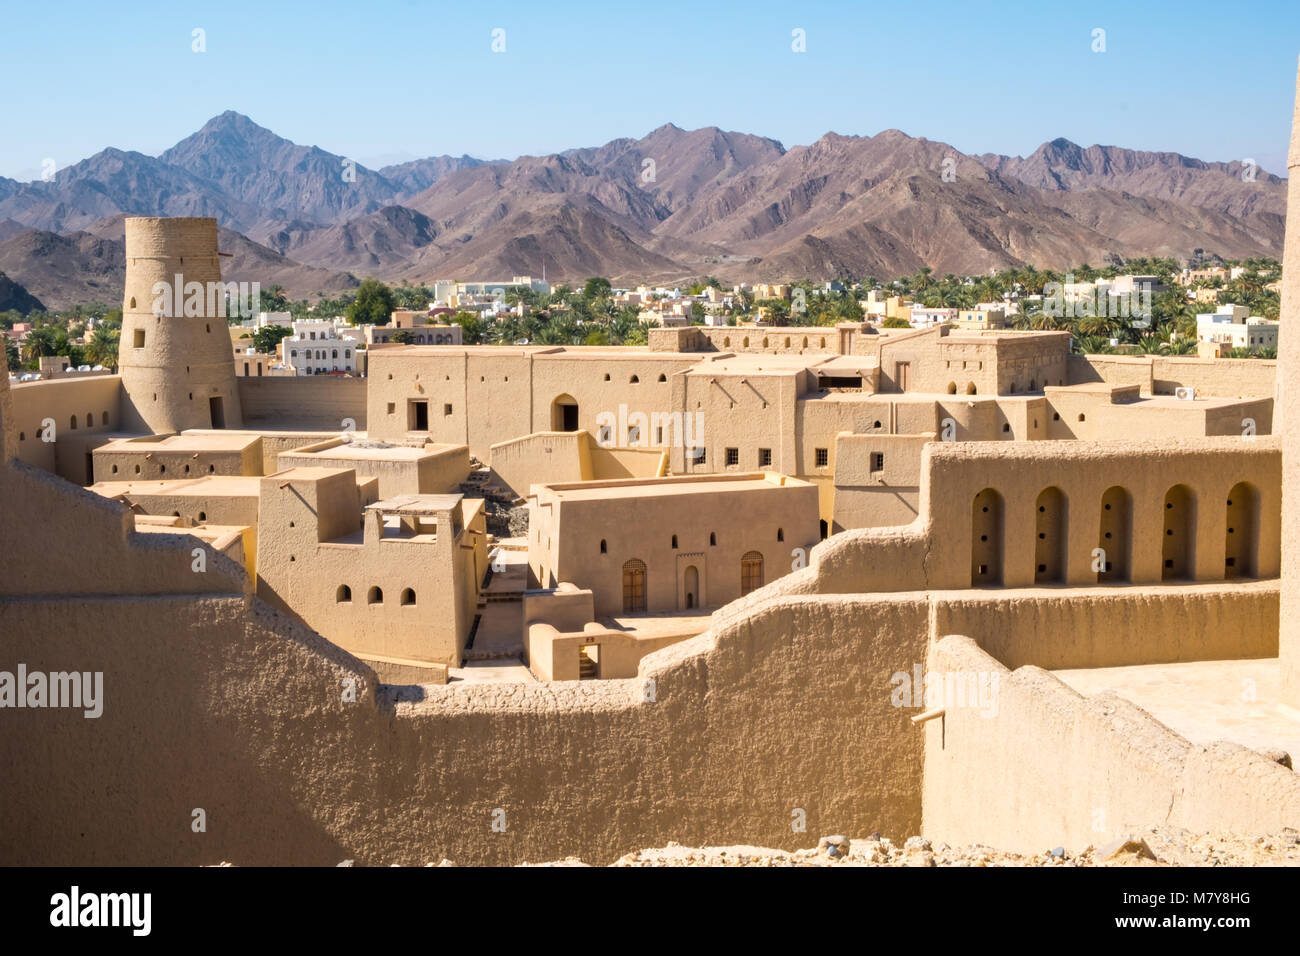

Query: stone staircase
[[459, 465, 516, 504], [460, 465, 528, 538]]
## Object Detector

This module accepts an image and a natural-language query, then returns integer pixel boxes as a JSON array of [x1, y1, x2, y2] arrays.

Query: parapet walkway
[[1054, 657, 1300, 760]]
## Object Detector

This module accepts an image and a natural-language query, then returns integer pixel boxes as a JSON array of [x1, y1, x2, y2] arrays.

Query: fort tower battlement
[[117, 217, 243, 433]]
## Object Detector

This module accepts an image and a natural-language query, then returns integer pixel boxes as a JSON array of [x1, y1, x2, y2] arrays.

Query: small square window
[[726, 447, 739, 466], [815, 448, 829, 468], [387, 403, 396, 414], [871, 452, 884, 472], [758, 448, 772, 467], [444, 404, 453, 416]]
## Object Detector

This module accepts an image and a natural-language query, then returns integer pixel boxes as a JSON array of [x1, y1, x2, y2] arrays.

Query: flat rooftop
[[943, 329, 1071, 342], [683, 353, 833, 374], [366, 493, 465, 515], [378, 344, 663, 359], [1053, 658, 1300, 759], [538, 472, 808, 501], [290, 440, 460, 462], [182, 428, 343, 439], [1130, 394, 1265, 410], [597, 609, 713, 640], [90, 476, 263, 498], [1044, 382, 1139, 395], [98, 433, 260, 452]]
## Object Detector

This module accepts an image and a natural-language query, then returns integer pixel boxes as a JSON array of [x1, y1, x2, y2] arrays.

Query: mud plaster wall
[[921, 636, 1300, 855], [0, 593, 929, 865]]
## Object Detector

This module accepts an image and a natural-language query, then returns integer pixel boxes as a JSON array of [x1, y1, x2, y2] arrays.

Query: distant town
[[3, 256, 1282, 383]]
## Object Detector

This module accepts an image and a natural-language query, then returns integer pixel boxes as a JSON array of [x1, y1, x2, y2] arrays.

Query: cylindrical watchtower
[[117, 217, 243, 433]]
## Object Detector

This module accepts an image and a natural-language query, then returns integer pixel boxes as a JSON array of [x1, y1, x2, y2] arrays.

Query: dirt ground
[[507, 826, 1300, 867]]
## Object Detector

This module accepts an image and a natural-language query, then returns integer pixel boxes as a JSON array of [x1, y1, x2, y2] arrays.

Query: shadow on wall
[[0, 588, 933, 865]]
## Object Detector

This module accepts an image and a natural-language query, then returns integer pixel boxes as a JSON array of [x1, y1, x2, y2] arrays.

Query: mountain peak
[[200, 110, 263, 131], [1045, 136, 1080, 151]]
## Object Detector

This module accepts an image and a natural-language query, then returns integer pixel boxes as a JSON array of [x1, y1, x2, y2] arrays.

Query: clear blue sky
[[6, 0, 1299, 181]]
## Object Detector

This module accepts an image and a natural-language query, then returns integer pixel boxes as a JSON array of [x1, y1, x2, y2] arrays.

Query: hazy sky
[[5, 0, 1299, 181]]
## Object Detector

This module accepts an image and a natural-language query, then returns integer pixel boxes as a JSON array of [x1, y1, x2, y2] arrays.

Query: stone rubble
[[536, 826, 1300, 867], [216, 826, 1299, 867]]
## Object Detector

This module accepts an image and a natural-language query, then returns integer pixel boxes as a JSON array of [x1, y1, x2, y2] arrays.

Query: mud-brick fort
[[4, 67, 1300, 863]]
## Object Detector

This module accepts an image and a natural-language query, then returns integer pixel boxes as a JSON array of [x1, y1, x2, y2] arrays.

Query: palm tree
[[1073, 334, 1113, 355], [973, 279, 1001, 304], [86, 327, 120, 369], [1077, 315, 1119, 338], [22, 326, 60, 363], [1137, 333, 1165, 354]]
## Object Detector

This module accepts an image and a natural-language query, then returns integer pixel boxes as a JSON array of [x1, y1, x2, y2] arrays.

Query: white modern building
[[1196, 305, 1278, 352], [285, 320, 358, 376], [909, 307, 957, 329], [431, 276, 550, 305]]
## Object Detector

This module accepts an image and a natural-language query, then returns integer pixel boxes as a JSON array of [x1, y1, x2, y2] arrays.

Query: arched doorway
[[1034, 486, 1067, 584], [1225, 482, 1259, 578], [622, 559, 646, 612], [740, 551, 764, 595], [971, 489, 1004, 586], [684, 565, 699, 608], [1097, 486, 1132, 583], [1162, 484, 1196, 581], [551, 394, 579, 432]]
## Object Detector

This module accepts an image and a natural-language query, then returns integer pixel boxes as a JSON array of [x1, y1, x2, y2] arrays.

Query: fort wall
[[0, 588, 932, 865], [1069, 353, 1277, 398], [921, 635, 1300, 855], [237, 376, 367, 430], [6, 375, 125, 481]]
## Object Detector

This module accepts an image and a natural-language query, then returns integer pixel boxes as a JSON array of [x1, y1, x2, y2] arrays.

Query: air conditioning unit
[[1174, 386, 1196, 401]]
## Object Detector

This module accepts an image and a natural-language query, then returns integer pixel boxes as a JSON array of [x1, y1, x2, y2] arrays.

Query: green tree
[[759, 299, 790, 323], [450, 311, 486, 344], [582, 277, 612, 300], [1073, 334, 1114, 355], [86, 327, 120, 369], [259, 285, 289, 312], [21, 326, 60, 363], [391, 329, 415, 345], [4, 338, 18, 372], [345, 279, 397, 325], [252, 325, 293, 354], [392, 284, 433, 310], [881, 316, 911, 328]]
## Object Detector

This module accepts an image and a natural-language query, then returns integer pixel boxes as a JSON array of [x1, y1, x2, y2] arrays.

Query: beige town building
[[529, 473, 819, 616]]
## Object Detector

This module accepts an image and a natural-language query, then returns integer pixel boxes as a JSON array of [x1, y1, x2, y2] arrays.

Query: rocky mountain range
[[0, 111, 1287, 310]]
